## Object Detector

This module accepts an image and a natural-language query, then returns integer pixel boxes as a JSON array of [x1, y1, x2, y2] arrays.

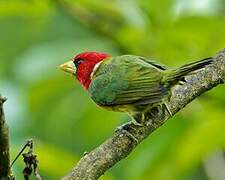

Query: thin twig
[[10, 139, 33, 168]]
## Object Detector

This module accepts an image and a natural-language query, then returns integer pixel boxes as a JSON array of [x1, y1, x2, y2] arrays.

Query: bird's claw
[[163, 102, 172, 117], [115, 122, 140, 144]]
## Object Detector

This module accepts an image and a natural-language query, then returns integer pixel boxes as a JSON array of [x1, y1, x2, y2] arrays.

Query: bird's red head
[[73, 52, 110, 89], [60, 51, 110, 90]]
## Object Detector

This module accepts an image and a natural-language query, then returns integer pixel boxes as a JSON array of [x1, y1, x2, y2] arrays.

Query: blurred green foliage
[[0, 0, 225, 179]]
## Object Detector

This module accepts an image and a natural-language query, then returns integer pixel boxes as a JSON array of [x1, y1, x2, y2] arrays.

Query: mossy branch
[[63, 48, 225, 180]]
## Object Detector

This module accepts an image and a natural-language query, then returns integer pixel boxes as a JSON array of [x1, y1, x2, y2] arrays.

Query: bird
[[59, 52, 212, 127]]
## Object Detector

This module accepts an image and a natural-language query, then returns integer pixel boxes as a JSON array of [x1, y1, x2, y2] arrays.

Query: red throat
[[74, 52, 110, 90]]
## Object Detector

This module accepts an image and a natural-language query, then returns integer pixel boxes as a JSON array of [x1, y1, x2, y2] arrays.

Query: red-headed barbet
[[59, 52, 212, 127]]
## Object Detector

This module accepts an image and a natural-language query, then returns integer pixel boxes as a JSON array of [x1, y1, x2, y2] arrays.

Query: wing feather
[[89, 55, 168, 107]]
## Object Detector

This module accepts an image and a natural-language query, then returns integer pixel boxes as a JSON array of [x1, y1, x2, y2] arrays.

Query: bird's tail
[[163, 57, 213, 87]]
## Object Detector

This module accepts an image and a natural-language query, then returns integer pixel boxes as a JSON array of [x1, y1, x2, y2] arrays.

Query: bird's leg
[[132, 113, 146, 126]]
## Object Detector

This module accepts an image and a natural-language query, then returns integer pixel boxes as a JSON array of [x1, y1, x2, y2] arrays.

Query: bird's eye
[[74, 58, 84, 68]]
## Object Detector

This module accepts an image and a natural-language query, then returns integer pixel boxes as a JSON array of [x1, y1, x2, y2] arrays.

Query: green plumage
[[88, 55, 212, 122]]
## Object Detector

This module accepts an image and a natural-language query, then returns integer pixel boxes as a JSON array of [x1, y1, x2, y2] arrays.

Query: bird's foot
[[132, 113, 148, 126], [115, 121, 141, 144], [116, 121, 143, 131]]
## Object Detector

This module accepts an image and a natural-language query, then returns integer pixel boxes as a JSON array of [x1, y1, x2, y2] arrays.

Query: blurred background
[[0, 0, 225, 179]]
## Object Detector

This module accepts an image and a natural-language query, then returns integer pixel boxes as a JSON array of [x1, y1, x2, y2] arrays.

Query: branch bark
[[0, 96, 11, 179], [63, 49, 225, 180]]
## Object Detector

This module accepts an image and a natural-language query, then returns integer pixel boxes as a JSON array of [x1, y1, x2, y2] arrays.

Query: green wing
[[88, 55, 168, 107]]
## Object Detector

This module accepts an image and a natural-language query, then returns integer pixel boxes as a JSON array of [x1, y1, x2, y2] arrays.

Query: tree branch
[[0, 95, 11, 179], [63, 49, 225, 180]]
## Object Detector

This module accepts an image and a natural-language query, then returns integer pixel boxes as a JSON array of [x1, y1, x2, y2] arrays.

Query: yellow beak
[[58, 61, 76, 75]]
